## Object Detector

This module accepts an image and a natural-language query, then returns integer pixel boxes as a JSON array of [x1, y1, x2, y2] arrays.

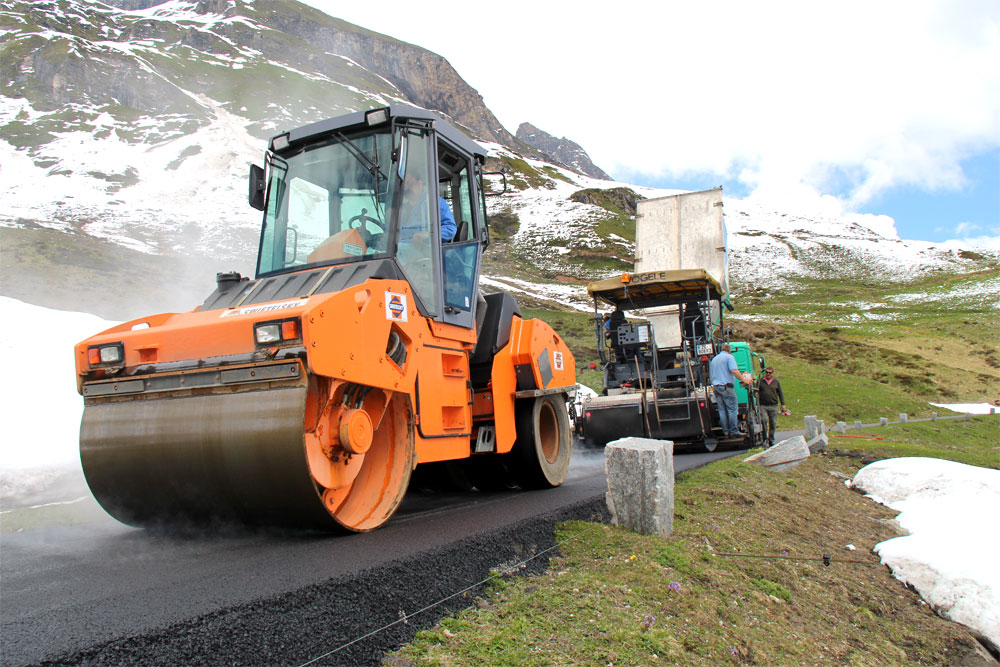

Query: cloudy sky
[[303, 0, 999, 248]]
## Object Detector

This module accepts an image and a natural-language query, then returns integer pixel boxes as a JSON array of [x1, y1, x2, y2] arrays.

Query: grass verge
[[825, 418, 999, 469], [387, 418, 997, 666]]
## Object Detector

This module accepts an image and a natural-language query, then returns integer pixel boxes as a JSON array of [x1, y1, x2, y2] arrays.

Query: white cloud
[[303, 0, 999, 223], [942, 234, 1000, 251], [954, 221, 981, 236], [935, 220, 1000, 250]]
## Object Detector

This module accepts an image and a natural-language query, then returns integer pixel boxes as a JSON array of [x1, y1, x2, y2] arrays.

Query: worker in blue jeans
[[709, 343, 751, 437]]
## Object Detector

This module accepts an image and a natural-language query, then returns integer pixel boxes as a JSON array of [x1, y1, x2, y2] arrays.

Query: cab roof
[[271, 105, 487, 163], [586, 269, 724, 309]]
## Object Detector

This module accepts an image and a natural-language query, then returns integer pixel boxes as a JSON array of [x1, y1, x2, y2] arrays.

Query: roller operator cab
[[74, 106, 576, 532]]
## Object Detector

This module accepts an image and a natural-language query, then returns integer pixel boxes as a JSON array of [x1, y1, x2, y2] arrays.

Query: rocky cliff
[[516, 122, 611, 180], [3, 0, 525, 150]]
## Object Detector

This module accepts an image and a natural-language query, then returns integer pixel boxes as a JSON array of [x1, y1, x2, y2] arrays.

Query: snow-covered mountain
[[1, 0, 531, 269], [2, 0, 996, 320], [477, 145, 997, 309]]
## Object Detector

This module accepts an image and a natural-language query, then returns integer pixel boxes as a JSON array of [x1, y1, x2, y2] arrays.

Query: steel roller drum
[[80, 386, 338, 529]]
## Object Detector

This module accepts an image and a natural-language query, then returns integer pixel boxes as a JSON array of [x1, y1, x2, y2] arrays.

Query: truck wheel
[[509, 395, 571, 489]]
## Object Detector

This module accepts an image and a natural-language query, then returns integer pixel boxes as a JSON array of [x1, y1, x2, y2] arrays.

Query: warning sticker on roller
[[553, 350, 564, 371], [385, 291, 408, 322]]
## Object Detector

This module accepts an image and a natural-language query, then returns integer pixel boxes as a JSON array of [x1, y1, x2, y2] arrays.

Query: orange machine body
[[75, 276, 575, 471], [74, 105, 577, 533]]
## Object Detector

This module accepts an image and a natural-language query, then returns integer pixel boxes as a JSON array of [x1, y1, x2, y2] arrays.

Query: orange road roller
[[75, 105, 576, 532]]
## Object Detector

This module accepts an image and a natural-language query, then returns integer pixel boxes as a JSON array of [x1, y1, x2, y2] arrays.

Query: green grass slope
[[389, 418, 998, 666]]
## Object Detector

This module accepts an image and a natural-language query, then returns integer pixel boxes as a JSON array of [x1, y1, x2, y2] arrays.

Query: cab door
[[435, 138, 481, 330]]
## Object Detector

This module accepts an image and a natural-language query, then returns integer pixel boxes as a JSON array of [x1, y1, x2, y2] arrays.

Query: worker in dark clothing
[[605, 308, 625, 338], [757, 366, 787, 447], [605, 308, 627, 363]]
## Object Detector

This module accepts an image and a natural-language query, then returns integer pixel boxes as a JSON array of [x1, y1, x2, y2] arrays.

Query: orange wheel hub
[[340, 408, 373, 455]]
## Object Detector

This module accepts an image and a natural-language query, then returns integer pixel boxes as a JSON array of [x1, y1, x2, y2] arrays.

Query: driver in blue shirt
[[400, 171, 456, 242], [439, 196, 456, 242]]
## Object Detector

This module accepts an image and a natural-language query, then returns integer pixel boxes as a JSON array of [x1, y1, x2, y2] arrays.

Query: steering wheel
[[348, 208, 384, 233]]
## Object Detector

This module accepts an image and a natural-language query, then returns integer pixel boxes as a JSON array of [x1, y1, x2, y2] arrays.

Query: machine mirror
[[249, 164, 266, 210], [482, 170, 507, 196], [759, 356, 766, 370]]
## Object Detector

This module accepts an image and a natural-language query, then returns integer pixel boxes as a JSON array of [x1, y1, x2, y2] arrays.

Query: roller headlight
[[255, 323, 281, 344], [87, 343, 124, 367], [254, 318, 301, 347]]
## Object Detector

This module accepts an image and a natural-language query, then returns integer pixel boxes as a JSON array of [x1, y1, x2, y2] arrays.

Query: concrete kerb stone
[[604, 438, 674, 538], [806, 432, 828, 454], [744, 435, 810, 472], [807, 410, 990, 436], [804, 415, 820, 439]]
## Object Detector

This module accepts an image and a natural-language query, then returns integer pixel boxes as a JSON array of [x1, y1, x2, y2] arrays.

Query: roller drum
[[80, 387, 337, 529]]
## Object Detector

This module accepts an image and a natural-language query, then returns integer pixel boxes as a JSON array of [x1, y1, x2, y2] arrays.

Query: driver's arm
[[439, 197, 457, 242]]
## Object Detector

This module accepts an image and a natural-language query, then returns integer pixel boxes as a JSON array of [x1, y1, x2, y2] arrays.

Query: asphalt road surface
[[1, 443, 747, 666]]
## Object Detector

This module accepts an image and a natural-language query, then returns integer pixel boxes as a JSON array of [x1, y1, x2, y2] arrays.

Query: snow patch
[[852, 458, 1000, 648], [0, 298, 118, 471]]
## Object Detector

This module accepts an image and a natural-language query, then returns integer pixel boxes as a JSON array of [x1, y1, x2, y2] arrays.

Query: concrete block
[[605, 438, 674, 538], [807, 432, 828, 454], [854, 420, 863, 430], [834, 421, 847, 434], [744, 435, 810, 472], [804, 415, 820, 439], [931, 412, 938, 421], [899, 413, 908, 423], [880, 417, 889, 426]]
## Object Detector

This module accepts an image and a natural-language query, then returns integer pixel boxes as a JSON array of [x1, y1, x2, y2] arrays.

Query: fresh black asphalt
[[1, 445, 747, 666]]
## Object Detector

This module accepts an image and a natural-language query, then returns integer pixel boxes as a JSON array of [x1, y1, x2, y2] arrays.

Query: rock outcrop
[[516, 121, 611, 180]]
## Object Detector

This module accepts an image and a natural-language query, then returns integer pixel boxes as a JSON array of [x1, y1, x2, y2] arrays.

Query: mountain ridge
[[1, 0, 997, 322]]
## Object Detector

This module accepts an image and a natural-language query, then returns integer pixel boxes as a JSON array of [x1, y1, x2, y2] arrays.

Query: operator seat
[[453, 218, 467, 242]]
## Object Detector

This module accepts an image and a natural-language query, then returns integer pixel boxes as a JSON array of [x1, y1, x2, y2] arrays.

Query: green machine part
[[729, 341, 765, 406]]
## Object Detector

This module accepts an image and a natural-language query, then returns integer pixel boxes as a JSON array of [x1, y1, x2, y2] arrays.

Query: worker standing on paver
[[710, 343, 751, 437], [757, 366, 787, 447]]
